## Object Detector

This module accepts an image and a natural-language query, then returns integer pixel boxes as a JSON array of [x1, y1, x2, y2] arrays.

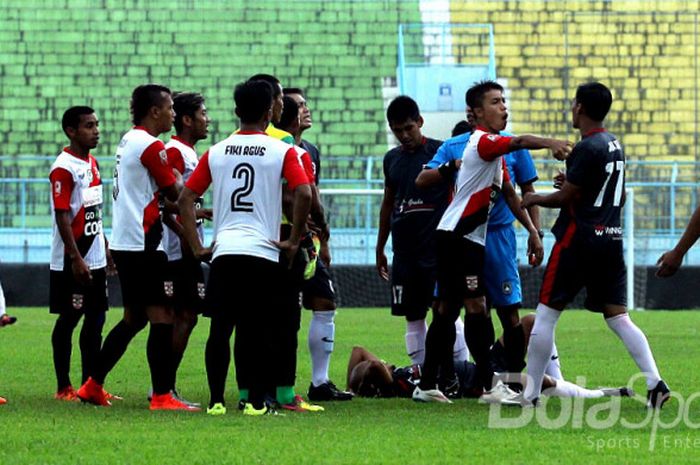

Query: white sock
[[406, 319, 427, 365], [605, 313, 661, 389], [453, 317, 469, 363], [524, 303, 561, 401], [308, 311, 335, 387], [0, 280, 6, 317], [544, 341, 563, 380], [548, 379, 604, 398]]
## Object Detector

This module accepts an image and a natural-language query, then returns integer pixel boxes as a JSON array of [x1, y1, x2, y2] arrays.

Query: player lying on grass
[[347, 314, 632, 401]]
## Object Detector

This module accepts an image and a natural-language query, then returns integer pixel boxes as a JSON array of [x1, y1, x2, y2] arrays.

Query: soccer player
[[178, 79, 312, 416], [416, 110, 544, 377], [278, 91, 352, 401], [49, 106, 111, 401], [377, 96, 470, 374], [159, 92, 211, 404], [77, 84, 197, 411], [656, 206, 700, 277], [412, 80, 571, 403], [521, 82, 669, 408], [247, 74, 295, 144]]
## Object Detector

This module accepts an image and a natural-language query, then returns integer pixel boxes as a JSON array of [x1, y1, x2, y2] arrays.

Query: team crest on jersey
[[502, 281, 512, 295], [86, 168, 94, 184], [54, 181, 62, 196], [197, 282, 206, 300], [72, 293, 84, 310], [164, 281, 174, 297], [159, 150, 168, 165], [486, 134, 499, 141], [465, 275, 479, 291]]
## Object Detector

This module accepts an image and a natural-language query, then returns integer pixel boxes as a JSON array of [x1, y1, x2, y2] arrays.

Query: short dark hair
[[247, 74, 281, 97], [283, 87, 305, 97], [62, 106, 95, 137], [173, 92, 205, 133], [234, 80, 273, 124], [451, 120, 472, 137], [386, 95, 420, 124], [130, 84, 171, 125], [575, 82, 612, 122], [465, 80, 504, 109], [278, 95, 299, 131]]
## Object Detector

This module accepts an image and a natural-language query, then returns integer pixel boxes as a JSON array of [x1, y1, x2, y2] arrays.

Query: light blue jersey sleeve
[[510, 148, 538, 185], [425, 133, 471, 169]]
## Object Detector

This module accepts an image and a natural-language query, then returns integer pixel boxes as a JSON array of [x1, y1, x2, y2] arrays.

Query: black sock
[[94, 319, 142, 385], [79, 312, 105, 385], [503, 323, 526, 373], [52, 313, 81, 391], [420, 312, 456, 390], [465, 312, 495, 389], [147, 323, 174, 395], [206, 315, 235, 407]]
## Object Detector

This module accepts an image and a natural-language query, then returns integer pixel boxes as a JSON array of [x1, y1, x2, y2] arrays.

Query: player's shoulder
[[443, 132, 472, 147], [383, 145, 402, 160]]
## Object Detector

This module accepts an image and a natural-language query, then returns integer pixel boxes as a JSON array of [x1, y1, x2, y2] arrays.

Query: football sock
[[465, 312, 495, 389], [503, 322, 526, 373], [524, 304, 561, 401], [172, 313, 197, 386], [51, 312, 82, 390], [605, 313, 661, 389], [452, 317, 469, 363], [547, 379, 604, 398], [309, 311, 335, 387], [93, 319, 141, 384], [405, 319, 428, 365], [205, 315, 234, 406], [419, 312, 455, 390], [276, 386, 295, 405], [545, 341, 563, 380], [79, 311, 105, 385], [147, 323, 174, 395]]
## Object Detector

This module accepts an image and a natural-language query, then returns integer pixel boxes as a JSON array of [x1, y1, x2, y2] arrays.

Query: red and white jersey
[[110, 127, 177, 252], [437, 127, 512, 245], [49, 148, 106, 271], [161, 136, 203, 261], [186, 131, 310, 262]]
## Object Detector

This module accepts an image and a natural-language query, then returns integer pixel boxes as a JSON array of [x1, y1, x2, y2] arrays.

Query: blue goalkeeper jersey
[[426, 132, 538, 226]]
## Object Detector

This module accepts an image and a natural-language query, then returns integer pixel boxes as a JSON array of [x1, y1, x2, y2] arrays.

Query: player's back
[[111, 127, 165, 251], [552, 129, 625, 243], [207, 132, 291, 262]]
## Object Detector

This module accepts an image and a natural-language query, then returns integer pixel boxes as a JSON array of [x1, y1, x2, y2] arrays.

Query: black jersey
[[552, 129, 625, 244], [300, 139, 320, 185], [383, 138, 449, 262]]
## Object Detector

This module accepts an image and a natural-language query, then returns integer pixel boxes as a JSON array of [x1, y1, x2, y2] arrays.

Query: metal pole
[[625, 188, 636, 310]]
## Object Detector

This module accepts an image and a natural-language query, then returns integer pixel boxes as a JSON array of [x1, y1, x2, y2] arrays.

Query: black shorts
[[302, 259, 336, 306], [435, 230, 486, 302], [390, 254, 436, 321], [111, 250, 169, 308], [205, 254, 284, 319], [539, 237, 626, 312], [165, 256, 206, 314], [49, 264, 108, 315]]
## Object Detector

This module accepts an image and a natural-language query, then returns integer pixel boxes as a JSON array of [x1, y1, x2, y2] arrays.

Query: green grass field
[[0, 308, 699, 465]]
